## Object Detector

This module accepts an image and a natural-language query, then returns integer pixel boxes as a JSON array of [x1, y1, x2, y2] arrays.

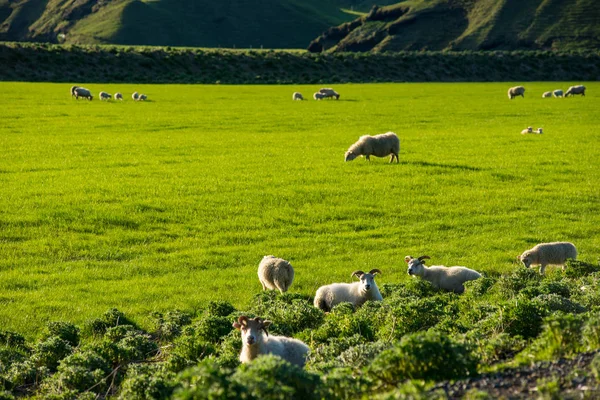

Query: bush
[[205, 301, 235, 317], [153, 310, 192, 341], [0, 331, 26, 349], [41, 350, 111, 395], [368, 331, 478, 389], [310, 303, 374, 343], [32, 336, 74, 372], [307, 334, 366, 372], [494, 269, 542, 299], [320, 367, 370, 400], [165, 327, 216, 372], [519, 313, 586, 362], [172, 359, 244, 399], [532, 294, 586, 314], [582, 312, 600, 350], [564, 259, 600, 278], [194, 316, 234, 344], [502, 297, 547, 339], [45, 322, 80, 347], [213, 330, 242, 369], [118, 364, 177, 400]]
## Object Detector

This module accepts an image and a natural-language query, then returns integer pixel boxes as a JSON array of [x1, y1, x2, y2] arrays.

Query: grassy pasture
[[0, 82, 598, 338]]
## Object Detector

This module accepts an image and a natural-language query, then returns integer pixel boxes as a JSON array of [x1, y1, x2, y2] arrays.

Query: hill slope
[[308, 0, 600, 52], [0, 0, 364, 48]]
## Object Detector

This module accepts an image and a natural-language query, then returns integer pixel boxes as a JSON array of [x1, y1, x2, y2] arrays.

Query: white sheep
[[508, 86, 525, 99], [521, 126, 533, 134], [132, 92, 139, 101], [405, 255, 482, 294], [565, 85, 586, 97], [233, 316, 310, 367], [292, 92, 304, 101], [542, 91, 552, 98], [138, 94, 147, 101], [518, 242, 577, 274], [313, 92, 326, 100], [313, 269, 383, 312], [70, 86, 79, 97], [345, 132, 400, 163], [553, 89, 563, 98], [114, 92, 123, 101], [99, 91, 111, 101], [536, 127, 543, 134], [258, 255, 294, 294], [73, 87, 93, 100], [319, 88, 340, 100]]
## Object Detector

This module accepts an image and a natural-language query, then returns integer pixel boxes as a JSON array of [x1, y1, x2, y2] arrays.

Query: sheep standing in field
[[233, 316, 310, 367], [345, 132, 400, 163], [258, 255, 294, 294], [319, 88, 340, 100], [70, 86, 79, 97], [565, 85, 586, 97], [518, 242, 577, 274], [138, 94, 147, 101], [132, 92, 139, 101], [314, 269, 383, 312], [542, 91, 552, 98], [405, 255, 482, 294], [521, 126, 533, 134], [114, 92, 123, 101], [73, 87, 93, 100], [99, 91, 111, 101], [313, 92, 326, 100], [292, 92, 304, 101], [508, 86, 525, 99], [553, 89, 563, 98]]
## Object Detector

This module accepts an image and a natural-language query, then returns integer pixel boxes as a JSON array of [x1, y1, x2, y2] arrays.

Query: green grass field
[[1, 82, 599, 339]]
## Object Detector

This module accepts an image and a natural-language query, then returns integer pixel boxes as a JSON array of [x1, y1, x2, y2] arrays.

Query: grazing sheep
[[553, 89, 563, 98], [114, 92, 123, 101], [536, 127, 543, 134], [292, 92, 304, 101], [233, 316, 310, 367], [405, 255, 481, 294], [521, 126, 533, 135], [345, 132, 400, 163], [258, 255, 294, 294], [99, 91, 111, 101], [565, 85, 586, 97], [542, 91, 552, 98], [313, 92, 326, 100], [70, 86, 79, 97], [73, 87, 93, 100], [508, 86, 525, 99], [313, 269, 383, 312], [138, 94, 147, 101], [519, 242, 577, 274], [319, 88, 340, 100], [132, 92, 139, 101]]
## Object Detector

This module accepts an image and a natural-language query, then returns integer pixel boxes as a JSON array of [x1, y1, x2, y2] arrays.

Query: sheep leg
[[540, 264, 547, 275], [365, 155, 370, 161]]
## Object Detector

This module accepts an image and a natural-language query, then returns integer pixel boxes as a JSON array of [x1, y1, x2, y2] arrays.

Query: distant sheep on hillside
[[293, 92, 304, 101], [565, 85, 585, 97], [508, 86, 525, 99], [345, 132, 400, 163]]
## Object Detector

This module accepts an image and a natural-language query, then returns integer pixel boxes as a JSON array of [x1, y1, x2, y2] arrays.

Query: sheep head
[[405, 255, 429, 276], [345, 151, 357, 162], [519, 251, 532, 268], [352, 269, 381, 293], [233, 316, 272, 345]]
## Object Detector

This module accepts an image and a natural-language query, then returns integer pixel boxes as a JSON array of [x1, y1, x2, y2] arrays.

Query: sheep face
[[345, 151, 358, 162], [233, 316, 271, 346], [519, 252, 533, 268], [352, 269, 381, 293], [405, 255, 430, 277]]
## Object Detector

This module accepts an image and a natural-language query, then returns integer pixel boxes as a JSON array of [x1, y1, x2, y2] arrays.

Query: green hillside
[[0, 0, 363, 48], [308, 0, 600, 52]]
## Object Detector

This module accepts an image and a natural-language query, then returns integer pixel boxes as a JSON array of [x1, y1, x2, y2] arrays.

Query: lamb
[[345, 132, 400, 163], [132, 92, 139, 101], [258, 255, 294, 294], [521, 126, 533, 134], [73, 87, 93, 100], [114, 92, 123, 101], [542, 91, 552, 98], [99, 91, 111, 101], [553, 89, 563, 98], [313, 269, 383, 312], [138, 94, 147, 101], [70, 86, 79, 97], [507, 86, 525, 99], [405, 255, 482, 294], [518, 242, 577, 274], [565, 85, 586, 97], [292, 92, 304, 101], [319, 88, 340, 100], [233, 316, 310, 367], [313, 92, 326, 100]]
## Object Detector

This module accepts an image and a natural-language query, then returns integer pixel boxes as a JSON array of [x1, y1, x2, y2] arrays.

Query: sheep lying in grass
[[99, 91, 111, 101], [114, 92, 123, 101], [293, 92, 304, 101], [519, 242, 577, 274], [313, 92, 326, 100], [542, 91, 552, 98], [233, 316, 310, 367], [73, 87, 93, 100], [313, 269, 383, 312], [345, 132, 400, 163], [405, 255, 481, 294], [565, 85, 586, 97], [521, 126, 533, 134], [508, 86, 525, 99], [536, 127, 543, 134], [319, 88, 340, 100], [553, 89, 563, 98], [258, 255, 294, 294]]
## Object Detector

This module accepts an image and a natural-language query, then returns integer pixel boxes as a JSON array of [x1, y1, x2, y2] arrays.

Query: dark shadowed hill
[[308, 0, 600, 52]]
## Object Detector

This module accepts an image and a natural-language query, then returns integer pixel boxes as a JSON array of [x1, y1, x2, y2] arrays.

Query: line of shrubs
[[1, 42, 599, 84], [1, 260, 600, 399]]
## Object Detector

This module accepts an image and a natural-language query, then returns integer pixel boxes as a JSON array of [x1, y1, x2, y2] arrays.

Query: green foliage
[[564, 259, 600, 278], [40, 350, 112, 396], [172, 359, 243, 399], [205, 301, 236, 318], [165, 327, 216, 372], [519, 313, 586, 362], [194, 316, 234, 344], [153, 310, 193, 341], [32, 336, 74, 372], [118, 364, 177, 400], [502, 298, 547, 339], [45, 322, 80, 347]]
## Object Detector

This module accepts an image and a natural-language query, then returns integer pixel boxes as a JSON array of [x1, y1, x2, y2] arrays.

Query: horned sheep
[[405, 255, 482, 294], [293, 92, 304, 101], [313, 269, 383, 312], [258, 255, 294, 294], [553, 89, 563, 98], [518, 242, 577, 274], [73, 87, 93, 100], [565, 85, 586, 97], [508, 86, 525, 99], [345, 132, 400, 163], [99, 91, 111, 101], [233, 316, 310, 367]]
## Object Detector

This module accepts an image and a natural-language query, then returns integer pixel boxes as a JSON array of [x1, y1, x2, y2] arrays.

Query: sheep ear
[[404, 256, 413, 263], [232, 322, 242, 330], [369, 269, 382, 276], [351, 270, 364, 278], [262, 320, 272, 328]]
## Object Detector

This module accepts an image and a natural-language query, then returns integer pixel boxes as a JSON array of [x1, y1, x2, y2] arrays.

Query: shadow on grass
[[412, 161, 482, 171]]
